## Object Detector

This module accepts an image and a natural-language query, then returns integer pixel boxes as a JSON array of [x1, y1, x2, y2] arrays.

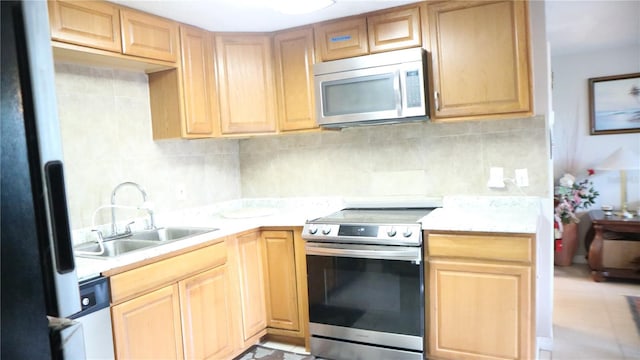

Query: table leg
[[588, 224, 605, 282]]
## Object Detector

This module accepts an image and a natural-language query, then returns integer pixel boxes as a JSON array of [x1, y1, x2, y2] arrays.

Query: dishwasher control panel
[[71, 276, 110, 318]]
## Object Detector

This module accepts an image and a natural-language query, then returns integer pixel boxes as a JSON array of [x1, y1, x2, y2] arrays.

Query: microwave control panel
[[405, 70, 422, 108]]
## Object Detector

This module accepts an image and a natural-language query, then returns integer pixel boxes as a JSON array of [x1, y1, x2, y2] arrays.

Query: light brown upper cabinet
[[178, 25, 218, 137], [314, 17, 369, 62], [49, 1, 179, 64], [215, 34, 277, 135], [367, 5, 421, 53], [426, 0, 532, 121], [273, 27, 318, 132], [120, 8, 179, 62], [314, 4, 422, 62], [48, 0, 122, 53]]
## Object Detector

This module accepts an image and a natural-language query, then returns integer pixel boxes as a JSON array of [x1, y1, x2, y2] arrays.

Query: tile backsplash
[[239, 117, 549, 199], [54, 63, 241, 230], [55, 63, 549, 230]]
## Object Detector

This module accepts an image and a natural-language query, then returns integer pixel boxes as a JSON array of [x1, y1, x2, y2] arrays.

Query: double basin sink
[[74, 227, 218, 259]]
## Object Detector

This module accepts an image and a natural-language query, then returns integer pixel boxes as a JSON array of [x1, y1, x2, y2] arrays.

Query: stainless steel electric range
[[302, 207, 437, 360]]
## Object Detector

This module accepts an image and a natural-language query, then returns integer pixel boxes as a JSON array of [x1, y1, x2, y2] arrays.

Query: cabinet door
[[235, 232, 267, 340], [215, 35, 277, 135], [367, 6, 421, 53], [179, 265, 238, 359], [427, 0, 531, 120], [120, 8, 179, 62], [428, 260, 533, 360], [274, 27, 318, 132], [48, 0, 121, 52], [314, 17, 368, 61], [179, 25, 218, 137], [262, 231, 299, 331], [111, 284, 184, 359]]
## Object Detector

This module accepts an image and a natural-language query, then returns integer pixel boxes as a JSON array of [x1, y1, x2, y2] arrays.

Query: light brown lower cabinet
[[262, 230, 299, 331], [427, 232, 535, 360], [261, 228, 310, 347], [110, 240, 247, 359], [231, 231, 268, 345], [109, 228, 310, 359], [179, 265, 239, 359], [111, 284, 184, 359]]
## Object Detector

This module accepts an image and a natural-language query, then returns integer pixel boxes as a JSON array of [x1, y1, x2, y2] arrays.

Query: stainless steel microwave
[[314, 47, 429, 128]]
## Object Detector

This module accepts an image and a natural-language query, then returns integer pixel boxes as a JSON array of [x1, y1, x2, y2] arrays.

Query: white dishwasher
[[71, 276, 115, 359]]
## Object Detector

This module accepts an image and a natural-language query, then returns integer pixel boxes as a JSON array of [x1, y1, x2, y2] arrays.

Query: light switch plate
[[487, 167, 505, 188]]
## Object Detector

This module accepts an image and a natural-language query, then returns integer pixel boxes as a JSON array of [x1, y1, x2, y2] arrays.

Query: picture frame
[[589, 72, 640, 135]]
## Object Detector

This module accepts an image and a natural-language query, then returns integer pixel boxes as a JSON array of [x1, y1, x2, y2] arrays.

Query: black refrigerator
[[1, 0, 85, 358]]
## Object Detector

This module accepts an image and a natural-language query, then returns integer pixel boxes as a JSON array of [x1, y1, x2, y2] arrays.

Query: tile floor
[[262, 263, 640, 359], [550, 263, 640, 360], [259, 340, 307, 355]]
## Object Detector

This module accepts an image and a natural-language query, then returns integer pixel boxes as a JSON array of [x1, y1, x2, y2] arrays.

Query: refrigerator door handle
[[44, 161, 75, 274]]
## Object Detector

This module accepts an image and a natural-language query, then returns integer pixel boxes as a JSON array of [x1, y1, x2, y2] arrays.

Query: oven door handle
[[305, 243, 421, 262]]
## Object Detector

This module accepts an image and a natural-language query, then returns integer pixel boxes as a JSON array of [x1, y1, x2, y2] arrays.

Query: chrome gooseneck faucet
[[109, 181, 155, 237]]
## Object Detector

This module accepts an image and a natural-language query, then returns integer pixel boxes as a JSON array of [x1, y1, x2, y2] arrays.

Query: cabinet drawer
[[428, 233, 533, 263], [110, 241, 227, 304]]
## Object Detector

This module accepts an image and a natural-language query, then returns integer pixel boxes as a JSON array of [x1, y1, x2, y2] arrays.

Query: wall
[[54, 63, 241, 230], [239, 116, 549, 198], [551, 45, 640, 256]]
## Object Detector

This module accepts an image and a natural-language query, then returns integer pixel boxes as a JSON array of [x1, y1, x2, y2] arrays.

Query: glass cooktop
[[310, 208, 435, 225]]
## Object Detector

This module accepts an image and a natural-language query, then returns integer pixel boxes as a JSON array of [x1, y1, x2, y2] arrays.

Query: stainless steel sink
[[129, 227, 218, 242], [74, 239, 159, 258], [74, 227, 218, 259]]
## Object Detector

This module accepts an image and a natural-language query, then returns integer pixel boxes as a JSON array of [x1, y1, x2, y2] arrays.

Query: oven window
[[307, 255, 422, 336]]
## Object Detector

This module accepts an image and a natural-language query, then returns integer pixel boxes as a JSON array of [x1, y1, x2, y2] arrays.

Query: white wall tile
[[54, 63, 241, 230]]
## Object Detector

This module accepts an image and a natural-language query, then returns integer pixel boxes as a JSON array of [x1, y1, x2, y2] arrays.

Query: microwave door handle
[[306, 243, 419, 262], [395, 70, 403, 116]]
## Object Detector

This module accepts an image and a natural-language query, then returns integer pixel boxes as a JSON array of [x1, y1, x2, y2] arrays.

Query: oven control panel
[[303, 223, 422, 245]]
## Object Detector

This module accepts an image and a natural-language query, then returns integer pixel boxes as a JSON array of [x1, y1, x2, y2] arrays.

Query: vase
[[555, 222, 578, 266]]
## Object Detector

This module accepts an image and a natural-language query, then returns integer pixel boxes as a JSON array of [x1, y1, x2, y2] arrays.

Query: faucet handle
[[125, 221, 135, 234]]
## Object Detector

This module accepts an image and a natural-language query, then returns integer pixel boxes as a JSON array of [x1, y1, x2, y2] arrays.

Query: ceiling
[[545, 0, 640, 56], [111, 0, 417, 32], [111, 0, 640, 57]]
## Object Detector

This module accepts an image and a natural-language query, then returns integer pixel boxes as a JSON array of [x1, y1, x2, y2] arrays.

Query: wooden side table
[[585, 210, 640, 282]]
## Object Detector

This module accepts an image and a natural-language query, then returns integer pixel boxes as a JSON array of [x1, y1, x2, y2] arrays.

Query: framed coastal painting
[[589, 72, 640, 135]]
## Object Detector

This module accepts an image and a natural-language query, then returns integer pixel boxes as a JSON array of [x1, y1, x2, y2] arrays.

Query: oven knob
[[387, 227, 397, 237], [308, 225, 318, 235], [322, 226, 331, 235], [403, 228, 413, 238]]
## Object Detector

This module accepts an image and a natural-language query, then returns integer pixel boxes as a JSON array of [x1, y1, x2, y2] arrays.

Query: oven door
[[305, 242, 424, 352]]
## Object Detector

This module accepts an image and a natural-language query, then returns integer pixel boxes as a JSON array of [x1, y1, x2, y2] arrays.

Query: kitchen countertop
[[74, 196, 542, 281], [420, 196, 541, 234], [74, 199, 343, 281]]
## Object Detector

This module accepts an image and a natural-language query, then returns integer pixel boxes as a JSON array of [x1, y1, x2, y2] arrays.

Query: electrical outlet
[[176, 184, 186, 200], [515, 168, 529, 187]]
